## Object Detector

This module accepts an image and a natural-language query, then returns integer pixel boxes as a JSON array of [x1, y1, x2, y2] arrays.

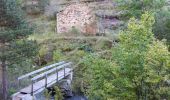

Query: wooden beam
[[18, 61, 65, 80]]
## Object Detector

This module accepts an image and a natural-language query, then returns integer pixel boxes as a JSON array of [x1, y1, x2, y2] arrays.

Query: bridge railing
[[16, 61, 66, 92], [30, 62, 73, 95], [18, 61, 66, 80]]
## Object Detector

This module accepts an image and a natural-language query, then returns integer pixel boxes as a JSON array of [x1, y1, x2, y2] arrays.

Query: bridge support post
[[64, 68, 66, 77], [31, 80, 34, 96], [18, 80, 20, 90], [45, 74, 47, 88], [56, 71, 58, 82]]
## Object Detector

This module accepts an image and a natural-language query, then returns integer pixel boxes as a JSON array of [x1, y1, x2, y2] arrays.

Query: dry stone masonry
[[57, 3, 97, 35]]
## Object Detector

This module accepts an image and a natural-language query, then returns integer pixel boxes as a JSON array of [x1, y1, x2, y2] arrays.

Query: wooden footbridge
[[12, 61, 73, 100]]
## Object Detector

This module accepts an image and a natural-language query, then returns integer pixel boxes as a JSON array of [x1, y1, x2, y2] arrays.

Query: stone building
[[56, 0, 121, 35], [56, 3, 97, 35]]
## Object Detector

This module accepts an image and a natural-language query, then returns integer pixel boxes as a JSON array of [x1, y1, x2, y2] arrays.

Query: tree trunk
[[136, 86, 141, 100], [1, 60, 7, 100], [0, 65, 2, 84]]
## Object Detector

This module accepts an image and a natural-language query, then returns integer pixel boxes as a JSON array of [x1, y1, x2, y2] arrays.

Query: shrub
[[53, 50, 64, 62]]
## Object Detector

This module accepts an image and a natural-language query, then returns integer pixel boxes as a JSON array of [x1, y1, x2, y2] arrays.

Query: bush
[[53, 50, 64, 62], [39, 46, 48, 57]]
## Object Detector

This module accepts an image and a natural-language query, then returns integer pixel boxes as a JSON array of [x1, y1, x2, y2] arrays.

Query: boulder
[[59, 79, 73, 97]]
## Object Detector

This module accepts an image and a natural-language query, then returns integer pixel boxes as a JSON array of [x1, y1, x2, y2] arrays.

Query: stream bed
[[65, 95, 87, 100]]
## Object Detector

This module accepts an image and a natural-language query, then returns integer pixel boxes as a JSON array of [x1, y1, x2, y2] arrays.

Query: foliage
[[16, 0, 23, 5], [61, 43, 74, 52], [44, 89, 52, 100], [80, 55, 117, 100], [79, 13, 170, 100], [115, 0, 170, 48], [153, 7, 170, 46], [115, 0, 166, 18], [94, 39, 112, 50], [53, 50, 64, 62], [8, 59, 36, 91], [44, 86, 63, 100], [8, 87, 17, 96], [39, 45, 49, 57], [112, 12, 170, 99], [0, 0, 33, 42], [54, 86, 63, 100], [0, 0, 38, 99], [78, 44, 93, 53], [0, 0, 38, 62]]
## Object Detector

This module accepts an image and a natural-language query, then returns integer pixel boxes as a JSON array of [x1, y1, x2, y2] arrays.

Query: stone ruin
[[56, 3, 97, 35]]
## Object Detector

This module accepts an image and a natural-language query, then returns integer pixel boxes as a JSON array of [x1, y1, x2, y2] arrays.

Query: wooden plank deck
[[20, 68, 72, 94]]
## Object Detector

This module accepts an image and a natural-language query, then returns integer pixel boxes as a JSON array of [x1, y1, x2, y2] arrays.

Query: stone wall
[[56, 3, 97, 35]]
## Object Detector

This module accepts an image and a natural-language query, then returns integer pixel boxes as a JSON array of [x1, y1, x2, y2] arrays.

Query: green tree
[[80, 55, 117, 100], [115, 0, 170, 48], [81, 12, 170, 100], [0, 0, 38, 99], [112, 12, 170, 99]]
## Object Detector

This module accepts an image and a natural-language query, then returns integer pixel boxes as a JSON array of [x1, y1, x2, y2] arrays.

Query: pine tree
[[0, 0, 38, 99]]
